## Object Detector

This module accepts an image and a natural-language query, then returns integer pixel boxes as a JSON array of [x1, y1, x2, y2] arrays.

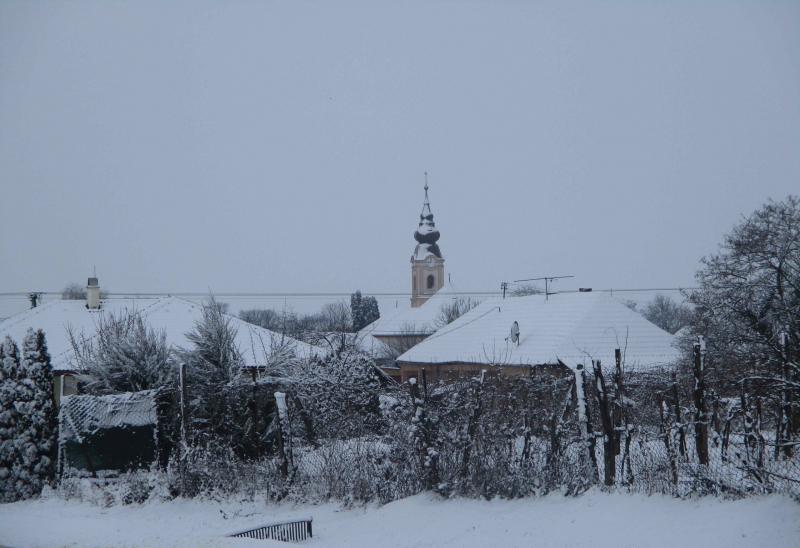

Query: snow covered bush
[[68, 310, 175, 394], [290, 350, 387, 441]]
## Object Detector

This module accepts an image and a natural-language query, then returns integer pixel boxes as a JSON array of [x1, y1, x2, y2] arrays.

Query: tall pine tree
[[15, 329, 56, 497], [351, 291, 380, 331], [0, 337, 21, 502]]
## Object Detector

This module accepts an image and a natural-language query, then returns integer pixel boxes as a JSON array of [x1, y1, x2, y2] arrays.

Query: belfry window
[[426, 274, 435, 289]]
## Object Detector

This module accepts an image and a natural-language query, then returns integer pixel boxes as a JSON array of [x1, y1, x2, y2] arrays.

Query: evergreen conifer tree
[[351, 291, 365, 331], [351, 291, 379, 331], [362, 295, 380, 327], [14, 329, 56, 497], [0, 337, 21, 501]]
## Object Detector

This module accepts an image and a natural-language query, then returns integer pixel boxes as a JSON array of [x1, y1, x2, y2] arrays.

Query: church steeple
[[414, 176, 442, 259], [410, 174, 445, 307]]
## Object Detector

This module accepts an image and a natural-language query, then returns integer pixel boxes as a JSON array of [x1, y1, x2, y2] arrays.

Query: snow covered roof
[[397, 292, 681, 371], [363, 290, 460, 338], [0, 297, 326, 372], [59, 390, 157, 442]]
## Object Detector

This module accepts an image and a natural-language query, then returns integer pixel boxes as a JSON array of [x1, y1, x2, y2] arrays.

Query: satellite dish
[[507, 321, 520, 345]]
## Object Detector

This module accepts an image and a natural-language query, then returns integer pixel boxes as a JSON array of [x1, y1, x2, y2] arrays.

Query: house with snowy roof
[[0, 278, 326, 404], [359, 291, 461, 351], [395, 291, 681, 383]]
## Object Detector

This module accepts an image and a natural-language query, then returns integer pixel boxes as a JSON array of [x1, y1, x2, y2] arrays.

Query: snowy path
[[1, 491, 798, 548]]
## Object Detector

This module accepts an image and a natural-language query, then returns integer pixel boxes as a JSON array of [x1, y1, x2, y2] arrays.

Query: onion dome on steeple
[[413, 176, 442, 260]]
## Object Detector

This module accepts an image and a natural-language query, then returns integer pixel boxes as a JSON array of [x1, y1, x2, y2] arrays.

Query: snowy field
[[1, 491, 799, 548]]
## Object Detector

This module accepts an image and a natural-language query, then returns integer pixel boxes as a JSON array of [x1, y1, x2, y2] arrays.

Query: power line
[[0, 287, 704, 299], [0, 290, 501, 298]]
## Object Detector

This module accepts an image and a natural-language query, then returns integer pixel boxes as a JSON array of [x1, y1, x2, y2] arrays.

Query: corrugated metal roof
[[59, 390, 157, 443], [397, 292, 680, 371]]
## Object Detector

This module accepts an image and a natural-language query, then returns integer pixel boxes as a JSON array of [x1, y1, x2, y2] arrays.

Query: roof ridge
[[0, 299, 61, 332]]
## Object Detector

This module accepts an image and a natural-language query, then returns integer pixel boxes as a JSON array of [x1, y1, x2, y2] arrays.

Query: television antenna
[[513, 275, 575, 301]]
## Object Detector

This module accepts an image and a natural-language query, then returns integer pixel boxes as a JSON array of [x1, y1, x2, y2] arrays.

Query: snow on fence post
[[657, 393, 679, 489], [612, 349, 623, 457], [776, 329, 794, 459], [671, 372, 687, 458], [692, 338, 709, 465], [547, 376, 574, 488], [592, 360, 616, 486], [573, 364, 598, 486], [460, 369, 485, 482], [613, 348, 634, 484], [408, 376, 439, 491], [274, 391, 293, 480], [739, 380, 755, 467]]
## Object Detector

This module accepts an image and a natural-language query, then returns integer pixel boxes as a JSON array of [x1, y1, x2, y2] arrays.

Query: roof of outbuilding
[[59, 390, 158, 443], [396, 292, 680, 371], [0, 296, 325, 371], [362, 290, 460, 338]]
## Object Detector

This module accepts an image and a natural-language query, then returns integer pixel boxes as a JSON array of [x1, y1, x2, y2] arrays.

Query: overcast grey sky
[[1, 1, 799, 316]]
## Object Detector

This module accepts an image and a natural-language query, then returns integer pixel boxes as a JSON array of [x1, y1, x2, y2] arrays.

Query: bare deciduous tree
[[435, 297, 481, 328], [689, 195, 800, 454], [642, 294, 693, 334]]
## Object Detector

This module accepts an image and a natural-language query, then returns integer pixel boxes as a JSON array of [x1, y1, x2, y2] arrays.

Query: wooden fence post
[[612, 349, 623, 456], [658, 393, 679, 488], [409, 376, 439, 490], [671, 372, 687, 458], [574, 364, 598, 484], [692, 338, 709, 465], [776, 330, 794, 459], [460, 370, 485, 481], [593, 360, 616, 486], [613, 348, 633, 484], [274, 392, 291, 480]]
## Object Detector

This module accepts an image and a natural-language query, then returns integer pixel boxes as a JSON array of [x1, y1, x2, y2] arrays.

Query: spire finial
[[423, 172, 429, 202]]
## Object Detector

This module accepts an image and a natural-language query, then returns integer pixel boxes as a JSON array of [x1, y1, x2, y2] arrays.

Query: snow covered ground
[[1, 491, 798, 548]]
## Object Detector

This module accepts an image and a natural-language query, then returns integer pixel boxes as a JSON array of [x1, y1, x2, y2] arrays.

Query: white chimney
[[86, 277, 101, 310]]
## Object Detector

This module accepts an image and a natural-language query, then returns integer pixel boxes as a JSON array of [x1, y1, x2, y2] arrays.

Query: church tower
[[410, 178, 444, 307]]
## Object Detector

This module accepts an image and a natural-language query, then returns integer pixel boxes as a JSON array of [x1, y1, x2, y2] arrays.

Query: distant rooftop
[[397, 291, 680, 371], [0, 296, 326, 371]]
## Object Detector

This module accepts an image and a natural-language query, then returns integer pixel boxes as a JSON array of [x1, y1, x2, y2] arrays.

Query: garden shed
[[58, 390, 159, 474]]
